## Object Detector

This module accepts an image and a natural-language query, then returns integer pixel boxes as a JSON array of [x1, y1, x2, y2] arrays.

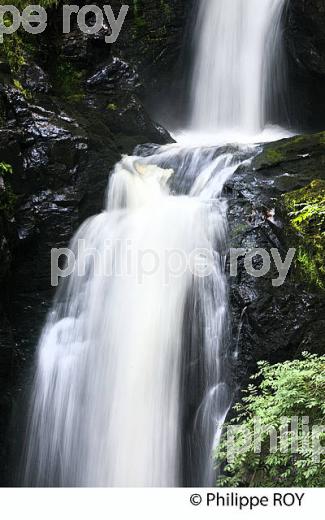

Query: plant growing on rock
[[216, 353, 325, 487], [0, 162, 16, 218], [0, 1, 59, 73], [283, 180, 325, 289]]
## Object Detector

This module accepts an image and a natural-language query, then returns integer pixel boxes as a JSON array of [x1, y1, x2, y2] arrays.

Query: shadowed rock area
[[227, 132, 325, 383]]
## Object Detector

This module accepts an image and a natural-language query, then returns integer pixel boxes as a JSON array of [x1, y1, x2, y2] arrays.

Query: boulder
[[226, 132, 325, 383]]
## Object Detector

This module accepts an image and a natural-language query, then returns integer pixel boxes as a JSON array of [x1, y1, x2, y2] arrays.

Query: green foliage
[[8, 1, 58, 9], [0, 162, 16, 218], [132, 0, 147, 33], [107, 103, 118, 111], [283, 180, 325, 289], [216, 354, 325, 487], [0, 162, 13, 176], [0, 1, 59, 73], [52, 61, 85, 103], [160, 1, 172, 19], [13, 78, 31, 98], [1, 30, 26, 73]]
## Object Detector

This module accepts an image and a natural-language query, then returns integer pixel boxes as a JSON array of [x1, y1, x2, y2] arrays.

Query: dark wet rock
[[59, 12, 113, 66], [0, 62, 10, 75], [107, 0, 192, 125], [285, 0, 325, 129], [0, 223, 11, 285], [253, 132, 325, 191], [2, 0, 324, 484], [87, 58, 141, 93], [19, 64, 52, 94], [286, 0, 325, 76], [226, 132, 325, 383]]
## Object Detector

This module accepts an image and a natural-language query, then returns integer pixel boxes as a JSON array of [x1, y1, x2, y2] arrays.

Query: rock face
[[286, 0, 325, 75], [284, 0, 325, 129], [227, 133, 325, 383], [106, 0, 192, 126]]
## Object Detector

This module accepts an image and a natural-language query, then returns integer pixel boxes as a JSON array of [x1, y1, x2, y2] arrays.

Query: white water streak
[[24, 155, 234, 486], [190, 0, 286, 136]]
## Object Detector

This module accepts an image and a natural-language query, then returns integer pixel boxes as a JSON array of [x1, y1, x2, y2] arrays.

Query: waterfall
[[189, 0, 286, 138], [22, 0, 288, 487], [23, 150, 243, 486]]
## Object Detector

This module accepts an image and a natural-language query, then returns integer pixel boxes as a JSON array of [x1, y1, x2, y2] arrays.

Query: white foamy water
[[190, 0, 286, 137], [24, 152, 239, 486]]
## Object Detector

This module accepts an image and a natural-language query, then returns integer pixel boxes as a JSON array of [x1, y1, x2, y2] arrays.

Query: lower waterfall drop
[[23, 146, 248, 486]]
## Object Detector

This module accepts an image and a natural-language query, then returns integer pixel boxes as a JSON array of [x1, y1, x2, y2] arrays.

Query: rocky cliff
[[284, 0, 325, 129], [227, 132, 325, 384]]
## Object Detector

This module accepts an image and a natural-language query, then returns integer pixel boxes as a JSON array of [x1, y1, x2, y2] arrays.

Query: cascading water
[[23, 150, 242, 486], [189, 0, 287, 140], [22, 0, 288, 487]]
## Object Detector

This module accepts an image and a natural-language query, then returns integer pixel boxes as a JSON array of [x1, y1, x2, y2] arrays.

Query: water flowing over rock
[[0, 0, 325, 488], [189, 0, 287, 137], [23, 151, 236, 486]]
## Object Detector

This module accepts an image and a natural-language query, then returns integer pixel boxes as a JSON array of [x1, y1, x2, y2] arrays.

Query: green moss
[[107, 103, 118, 111], [265, 149, 284, 162], [64, 93, 86, 104], [254, 131, 325, 171], [0, 163, 13, 176], [263, 148, 284, 165], [160, 0, 172, 19], [52, 61, 86, 102], [296, 249, 320, 286], [9, 0, 59, 11], [0, 1, 58, 74], [0, 163, 17, 218], [288, 135, 305, 145], [13, 78, 31, 99], [283, 180, 325, 289], [1, 30, 26, 74], [132, 0, 148, 34], [318, 132, 325, 145]]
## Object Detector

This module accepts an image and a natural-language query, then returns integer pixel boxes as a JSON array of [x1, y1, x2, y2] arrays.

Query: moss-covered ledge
[[282, 180, 325, 289], [254, 132, 325, 170], [253, 131, 325, 193], [247, 132, 325, 289]]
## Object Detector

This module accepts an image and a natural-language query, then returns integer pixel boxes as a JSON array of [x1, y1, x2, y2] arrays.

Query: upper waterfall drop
[[189, 0, 287, 139]]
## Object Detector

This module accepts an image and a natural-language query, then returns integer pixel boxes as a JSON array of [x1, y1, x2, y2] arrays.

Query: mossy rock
[[254, 133, 325, 170], [0, 162, 17, 219], [253, 131, 325, 193], [283, 179, 325, 289], [51, 61, 86, 102]]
